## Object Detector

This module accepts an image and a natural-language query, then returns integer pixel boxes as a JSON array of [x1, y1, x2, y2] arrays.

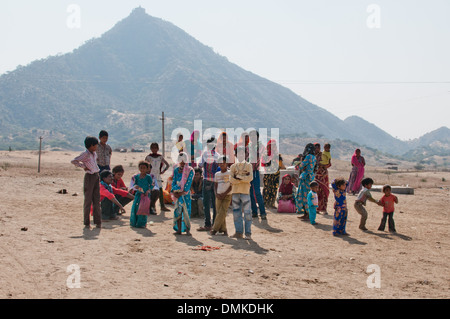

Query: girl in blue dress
[[331, 178, 349, 236], [129, 161, 154, 228]]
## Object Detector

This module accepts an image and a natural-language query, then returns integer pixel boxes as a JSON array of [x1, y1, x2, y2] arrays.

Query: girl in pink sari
[[347, 149, 365, 195]]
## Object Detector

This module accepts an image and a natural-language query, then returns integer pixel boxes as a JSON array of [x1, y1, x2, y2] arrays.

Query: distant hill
[[402, 127, 450, 163], [0, 7, 448, 165], [343, 116, 411, 155]]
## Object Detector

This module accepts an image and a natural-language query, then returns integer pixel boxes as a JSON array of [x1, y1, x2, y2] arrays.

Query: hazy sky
[[1, 0, 449, 140]]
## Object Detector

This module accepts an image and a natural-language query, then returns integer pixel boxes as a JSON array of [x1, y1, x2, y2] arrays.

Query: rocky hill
[[0, 7, 447, 166]]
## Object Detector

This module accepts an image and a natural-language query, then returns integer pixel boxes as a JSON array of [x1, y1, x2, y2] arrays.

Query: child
[[230, 146, 254, 240], [112, 165, 128, 190], [277, 174, 296, 211], [111, 165, 134, 214], [197, 137, 219, 231], [354, 177, 380, 231], [97, 130, 112, 172], [145, 142, 170, 212], [175, 133, 186, 153], [99, 170, 134, 220], [145, 163, 160, 215], [377, 185, 398, 232], [211, 158, 232, 236], [307, 181, 319, 225], [71, 136, 101, 228], [331, 178, 349, 236], [163, 175, 174, 205], [129, 161, 154, 228], [190, 167, 204, 218]]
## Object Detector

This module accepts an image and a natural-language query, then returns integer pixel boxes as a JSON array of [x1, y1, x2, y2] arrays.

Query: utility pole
[[38, 136, 43, 173], [159, 112, 165, 158]]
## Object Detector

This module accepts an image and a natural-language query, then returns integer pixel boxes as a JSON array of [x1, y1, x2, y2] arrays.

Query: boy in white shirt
[[211, 158, 232, 236]]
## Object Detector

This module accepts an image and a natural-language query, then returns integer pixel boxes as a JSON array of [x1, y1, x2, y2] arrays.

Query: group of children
[[71, 131, 399, 237], [71, 131, 171, 229], [275, 144, 399, 235]]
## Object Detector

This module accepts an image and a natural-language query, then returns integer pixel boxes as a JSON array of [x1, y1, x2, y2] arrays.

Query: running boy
[[354, 177, 380, 231]]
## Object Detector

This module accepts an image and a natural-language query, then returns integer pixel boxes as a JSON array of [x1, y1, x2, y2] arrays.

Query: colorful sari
[[315, 150, 331, 212], [347, 150, 365, 194], [331, 180, 348, 235], [295, 144, 316, 213], [171, 164, 194, 233], [262, 139, 282, 207], [129, 174, 153, 228]]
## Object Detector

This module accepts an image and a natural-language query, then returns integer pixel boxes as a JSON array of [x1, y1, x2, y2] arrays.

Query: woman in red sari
[[347, 149, 365, 195]]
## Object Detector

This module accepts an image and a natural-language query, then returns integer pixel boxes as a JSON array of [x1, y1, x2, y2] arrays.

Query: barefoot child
[[71, 136, 101, 228], [145, 143, 170, 212], [307, 181, 319, 225], [377, 185, 398, 232], [129, 161, 154, 228], [211, 158, 232, 236], [97, 130, 112, 172], [331, 178, 349, 236], [354, 177, 380, 231]]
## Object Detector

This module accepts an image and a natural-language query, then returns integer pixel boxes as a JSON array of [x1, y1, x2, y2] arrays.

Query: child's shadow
[[210, 235, 269, 255], [312, 222, 333, 232], [130, 226, 155, 237], [174, 233, 204, 248], [391, 232, 412, 241], [149, 211, 171, 223], [252, 218, 283, 234], [69, 227, 101, 240]]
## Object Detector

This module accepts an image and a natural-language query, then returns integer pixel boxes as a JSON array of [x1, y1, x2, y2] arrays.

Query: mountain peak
[[130, 6, 147, 16]]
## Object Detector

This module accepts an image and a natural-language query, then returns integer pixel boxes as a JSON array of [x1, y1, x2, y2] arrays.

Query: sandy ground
[[0, 150, 449, 299]]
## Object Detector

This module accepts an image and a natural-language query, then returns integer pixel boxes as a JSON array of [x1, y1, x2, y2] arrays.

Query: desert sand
[[0, 150, 448, 299]]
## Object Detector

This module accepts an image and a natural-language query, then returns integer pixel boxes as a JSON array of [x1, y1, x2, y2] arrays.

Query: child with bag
[[129, 161, 153, 228]]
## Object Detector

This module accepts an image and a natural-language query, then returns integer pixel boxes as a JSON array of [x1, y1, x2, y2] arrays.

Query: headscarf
[[351, 149, 364, 167], [303, 143, 315, 157], [279, 174, 294, 195]]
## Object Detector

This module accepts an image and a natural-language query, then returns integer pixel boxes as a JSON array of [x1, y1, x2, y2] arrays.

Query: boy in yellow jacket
[[230, 146, 254, 240]]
